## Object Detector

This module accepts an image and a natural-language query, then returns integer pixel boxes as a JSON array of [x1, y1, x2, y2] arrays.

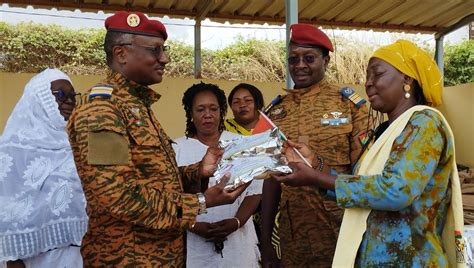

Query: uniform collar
[[286, 78, 329, 104], [107, 69, 161, 106]]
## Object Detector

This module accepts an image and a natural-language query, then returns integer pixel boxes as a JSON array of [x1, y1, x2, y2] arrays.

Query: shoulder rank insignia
[[263, 94, 286, 115], [89, 84, 114, 100], [339, 87, 366, 107]]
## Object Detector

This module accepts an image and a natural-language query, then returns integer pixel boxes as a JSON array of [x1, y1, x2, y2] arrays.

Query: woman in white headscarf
[[0, 69, 88, 268]]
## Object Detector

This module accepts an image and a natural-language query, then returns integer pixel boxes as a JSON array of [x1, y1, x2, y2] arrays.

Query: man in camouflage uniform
[[67, 11, 246, 267], [261, 24, 369, 267]]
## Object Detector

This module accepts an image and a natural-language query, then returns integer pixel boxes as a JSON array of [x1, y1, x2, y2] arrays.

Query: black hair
[[289, 42, 329, 57], [104, 31, 134, 66], [228, 83, 264, 111], [182, 82, 227, 138], [412, 80, 427, 105]]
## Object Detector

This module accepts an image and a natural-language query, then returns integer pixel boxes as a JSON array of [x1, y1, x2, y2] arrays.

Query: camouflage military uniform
[[268, 79, 368, 267], [67, 70, 201, 267]]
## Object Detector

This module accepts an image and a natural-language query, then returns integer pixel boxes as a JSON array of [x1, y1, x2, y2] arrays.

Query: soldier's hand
[[282, 140, 315, 164], [199, 147, 223, 178], [191, 222, 215, 239], [204, 174, 250, 208]]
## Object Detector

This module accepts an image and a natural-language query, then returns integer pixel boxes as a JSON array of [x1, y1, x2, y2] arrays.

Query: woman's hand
[[273, 162, 337, 190], [207, 218, 240, 240], [282, 140, 315, 165], [191, 222, 215, 239], [272, 162, 319, 187]]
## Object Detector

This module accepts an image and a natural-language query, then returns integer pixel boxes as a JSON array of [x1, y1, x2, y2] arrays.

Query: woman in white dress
[[0, 69, 88, 268], [173, 82, 262, 267]]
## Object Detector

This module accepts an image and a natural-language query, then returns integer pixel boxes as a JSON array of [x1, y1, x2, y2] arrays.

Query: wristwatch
[[197, 192, 207, 215]]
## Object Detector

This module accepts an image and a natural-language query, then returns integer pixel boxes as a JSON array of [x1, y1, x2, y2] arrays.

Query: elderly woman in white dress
[[173, 82, 262, 267], [0, 69, 88, 268]]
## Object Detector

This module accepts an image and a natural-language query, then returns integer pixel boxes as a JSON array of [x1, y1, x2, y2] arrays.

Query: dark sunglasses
[[119, 43, 170, 58], [288, 55, 318, 65], [52, 90, 80, 102]]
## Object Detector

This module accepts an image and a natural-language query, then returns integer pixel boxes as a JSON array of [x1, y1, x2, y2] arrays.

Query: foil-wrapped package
[[213, 128, 292, 190]]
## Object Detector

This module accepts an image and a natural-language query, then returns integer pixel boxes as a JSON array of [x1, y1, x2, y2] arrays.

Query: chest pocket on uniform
[[314, 123, 353, 166], [124, 108, 161, 147]]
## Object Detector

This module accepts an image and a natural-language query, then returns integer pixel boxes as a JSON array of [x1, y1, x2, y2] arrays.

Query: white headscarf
[[0, 69, 88, 261]]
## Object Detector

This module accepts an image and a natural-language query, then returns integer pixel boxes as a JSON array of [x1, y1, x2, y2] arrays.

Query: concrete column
[[435, 36, 444, 80], [285, 0, 298, 89], [194, 20, 202, 78]]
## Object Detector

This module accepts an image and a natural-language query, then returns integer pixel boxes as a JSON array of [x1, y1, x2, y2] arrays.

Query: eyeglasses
[[52, 90, 80, 103], [287, 55, 318, 65], [119, 43, 170, 58]]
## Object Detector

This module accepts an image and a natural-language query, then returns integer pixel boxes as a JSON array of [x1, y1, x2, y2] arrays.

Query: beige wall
[[438, 83, 474, 168], [0, 72, 284, 138], [1, 72, 472, 167]]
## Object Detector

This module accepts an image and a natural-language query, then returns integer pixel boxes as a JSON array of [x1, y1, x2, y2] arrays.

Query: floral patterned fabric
[[335, 109, 454, 267]]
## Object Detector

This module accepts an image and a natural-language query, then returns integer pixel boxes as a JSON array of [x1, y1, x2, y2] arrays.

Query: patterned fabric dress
[[335, 110, 454, 267]]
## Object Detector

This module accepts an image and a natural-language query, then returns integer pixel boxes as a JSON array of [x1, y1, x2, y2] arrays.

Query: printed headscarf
[[372, 39, 443, 106], [0, 69, 88, 261]]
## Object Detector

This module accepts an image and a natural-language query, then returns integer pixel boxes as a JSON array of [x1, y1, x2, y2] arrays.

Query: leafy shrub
[[444, 40, 474, 86], [0, 22, 472, 86]]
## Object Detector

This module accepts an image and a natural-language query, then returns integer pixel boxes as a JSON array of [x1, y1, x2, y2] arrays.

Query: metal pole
[[194, 20, 202, 79], [435, 36, 444, 81], [285, 0, 298, 89]]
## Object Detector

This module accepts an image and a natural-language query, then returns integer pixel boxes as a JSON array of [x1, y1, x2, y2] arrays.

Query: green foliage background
[[0, 22, 472, 86], [444, 40, 474, 86]]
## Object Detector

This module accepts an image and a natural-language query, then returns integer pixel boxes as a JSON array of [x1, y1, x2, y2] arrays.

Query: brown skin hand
[[206, 194, 261, 241]]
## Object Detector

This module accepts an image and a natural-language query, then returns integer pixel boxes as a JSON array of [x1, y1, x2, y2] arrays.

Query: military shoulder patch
[[340, 87, 366, 107], [263, 94, 287, 115], [89, 84, 114, 100]]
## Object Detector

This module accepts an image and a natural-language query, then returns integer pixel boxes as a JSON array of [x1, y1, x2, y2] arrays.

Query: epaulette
[[89, 84, 114, 100], [263, 94, 287, 115], [339, 87, 366, 107]]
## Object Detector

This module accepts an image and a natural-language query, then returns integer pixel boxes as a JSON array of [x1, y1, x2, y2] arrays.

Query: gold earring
[[404, 84, 411, 99]]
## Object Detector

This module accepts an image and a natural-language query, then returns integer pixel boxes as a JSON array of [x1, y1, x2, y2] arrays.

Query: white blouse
[[173, 131, 261, 268]]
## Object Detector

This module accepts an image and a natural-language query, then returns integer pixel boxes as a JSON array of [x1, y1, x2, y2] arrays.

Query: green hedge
[[0, 22, 106, 74], [0, 22, 472, 86], [444, 40, 474, 86]]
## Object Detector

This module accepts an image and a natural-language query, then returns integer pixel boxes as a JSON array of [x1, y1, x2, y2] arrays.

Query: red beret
[[290, 24, 333, 52], [105, 11, 168, 40]]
